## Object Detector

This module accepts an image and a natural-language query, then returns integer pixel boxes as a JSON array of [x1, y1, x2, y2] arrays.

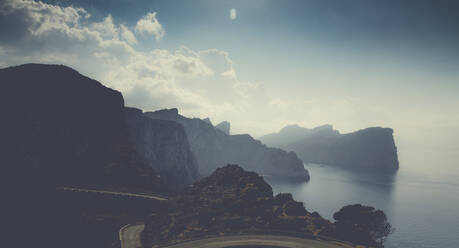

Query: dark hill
[[0, 64, 197, 247], [142, 164, 329, 246], [0, 63, 162, 191], [142, 165, 392, 247]]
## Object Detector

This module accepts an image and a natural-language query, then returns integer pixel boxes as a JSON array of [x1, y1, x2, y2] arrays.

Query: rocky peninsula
[[260, 124, 399, 171]]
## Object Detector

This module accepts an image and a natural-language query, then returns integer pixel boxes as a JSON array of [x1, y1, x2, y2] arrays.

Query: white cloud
[[135, 12, 165, 40], [230, 8, 237, 20], [90, 15, 119, 39], [0, 0, 88, 44], [0, 0, 266, 134], [120, 24, 137, 45], [1, 0, 456, 148]]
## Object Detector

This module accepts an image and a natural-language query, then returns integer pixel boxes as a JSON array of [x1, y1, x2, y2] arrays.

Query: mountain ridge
[[260, 124, 399, 171], [124, 107, 200, 189], [145, 108, 310, 181]]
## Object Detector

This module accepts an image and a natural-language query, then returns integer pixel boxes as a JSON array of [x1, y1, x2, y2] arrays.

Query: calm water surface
[[267, 164, 459, 248]]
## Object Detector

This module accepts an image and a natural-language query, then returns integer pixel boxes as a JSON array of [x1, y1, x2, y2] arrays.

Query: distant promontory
[[260, 124, 399, 171]]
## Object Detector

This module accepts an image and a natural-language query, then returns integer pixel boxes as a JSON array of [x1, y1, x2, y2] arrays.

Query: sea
[[266, 150, 459, 248]]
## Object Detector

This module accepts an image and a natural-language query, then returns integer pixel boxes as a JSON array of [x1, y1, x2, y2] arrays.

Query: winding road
[[56, 187, 168, 201], [61, 188, 353, 248], [120, 224, 145, 248], [120, 225, 355, 248], [159, 235, 355, 248]]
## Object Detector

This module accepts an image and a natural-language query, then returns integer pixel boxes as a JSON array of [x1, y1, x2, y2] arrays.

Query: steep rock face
[[145, 109, 309, 181], [124, 107, 199, 189], [260, 125, 399, 171], [142, 165, 330, 246], [202, 117, 212, 125], [0, 64, 173, 248], [215, 121, 230, 135], [261, 124, 338, 147], [0, 64, 163, 192]]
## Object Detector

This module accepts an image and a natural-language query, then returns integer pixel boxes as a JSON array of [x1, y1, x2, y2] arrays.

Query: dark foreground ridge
[[142, 165, 393, 247], [142, 164, 330, 246], [0, 64, 190, 247], [0, 63, 163, 191]]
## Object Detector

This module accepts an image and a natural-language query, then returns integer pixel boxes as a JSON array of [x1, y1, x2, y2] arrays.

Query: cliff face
[[0, 64, 163, 248], [145, 109, 309, 181], [0, 64, 163, 192], [0, 64, 203, 247], [124, 107, 199, 189], [260, 125, 399, 171], [215, 121, 230, 135], [142, 165, 329, 246], [0, 64, 201, 192], [260, 124, 338, 147]]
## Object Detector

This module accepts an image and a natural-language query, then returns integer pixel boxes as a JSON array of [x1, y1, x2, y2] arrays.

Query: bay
[[267, 163, 459, 248]]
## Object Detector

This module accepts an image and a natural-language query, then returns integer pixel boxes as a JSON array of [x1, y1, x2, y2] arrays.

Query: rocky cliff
[[260, 125, 399, 171], [142, 164, 329, 246], [0, 64, 164, 192], [0, 64, 202, 192], [0, 64, 173, 248], [124, 107, 199, 189], [145, 109, 309, 181], [215, 121, 230, 135]]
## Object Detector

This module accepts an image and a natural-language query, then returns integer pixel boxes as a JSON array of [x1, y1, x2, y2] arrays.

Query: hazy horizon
[[1, 0, 458, 170]]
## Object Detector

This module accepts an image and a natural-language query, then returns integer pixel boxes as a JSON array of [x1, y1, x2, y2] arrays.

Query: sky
[[1, 0, 459, 168]]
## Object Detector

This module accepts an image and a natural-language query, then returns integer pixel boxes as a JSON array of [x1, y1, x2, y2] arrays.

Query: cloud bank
[[135, 12, 165, 41], [1, 0, 437, 138], [0, 0, 259, 130]]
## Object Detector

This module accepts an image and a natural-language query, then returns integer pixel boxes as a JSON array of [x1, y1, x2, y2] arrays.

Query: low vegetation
[[141, 164, 393, 247]]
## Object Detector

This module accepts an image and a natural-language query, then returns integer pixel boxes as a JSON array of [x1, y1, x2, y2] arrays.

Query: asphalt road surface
[[56, 187, 168, 201], [120, 225, 354, 248], [120, 224, 145, 248], [160, 235, 354, 248]]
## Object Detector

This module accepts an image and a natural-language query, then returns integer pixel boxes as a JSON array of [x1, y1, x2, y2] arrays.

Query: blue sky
[[41, 0, 459, 66], [1, 0, 459, 163]]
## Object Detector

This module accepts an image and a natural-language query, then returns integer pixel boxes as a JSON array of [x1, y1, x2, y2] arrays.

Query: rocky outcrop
[[0, 64, 164, 192], [0, 64, 173, 248], [0, 64, 200, 192], [124, 107, 199, 189], [142, 165, 392, 247], [322, 204, 393, 248], [145, 109, 309, 181], [0, 64, 203, 248], [202, 117, 212, 125], [260, 124, 338, 147], [215, 121, 230, 135], [260, 125, 399, 171], [141, 165, 329, 246]]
